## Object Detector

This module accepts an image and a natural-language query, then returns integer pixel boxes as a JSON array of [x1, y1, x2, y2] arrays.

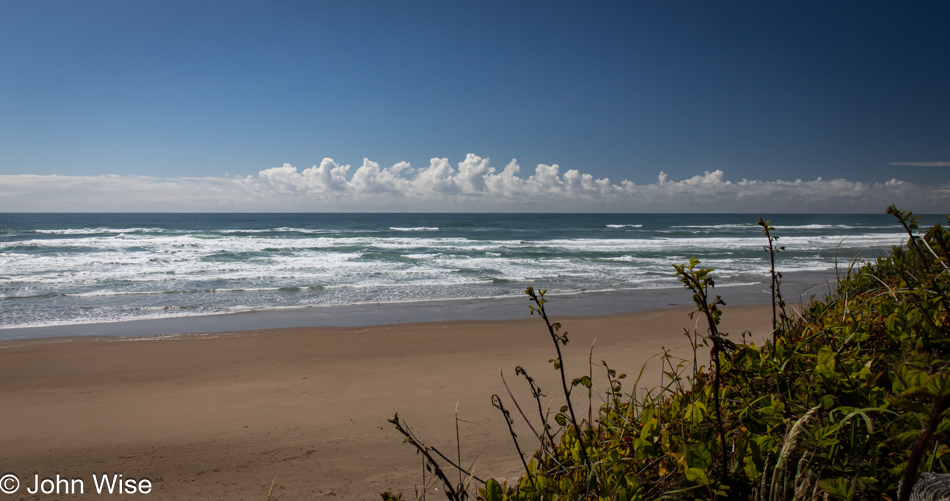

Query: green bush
[[384, 207, 950, 501]]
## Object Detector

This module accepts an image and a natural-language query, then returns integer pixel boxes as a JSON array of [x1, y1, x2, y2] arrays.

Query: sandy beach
[[0, 304, 772, 500]]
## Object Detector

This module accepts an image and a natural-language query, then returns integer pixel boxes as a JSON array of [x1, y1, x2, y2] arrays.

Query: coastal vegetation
[[383, 206, 950, 500]]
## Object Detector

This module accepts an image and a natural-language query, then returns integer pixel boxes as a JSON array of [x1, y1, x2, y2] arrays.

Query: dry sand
[[0, 304, 772, 500]]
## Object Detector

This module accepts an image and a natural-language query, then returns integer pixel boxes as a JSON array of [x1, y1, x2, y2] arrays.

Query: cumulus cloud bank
[[2, 154, 947, 212]]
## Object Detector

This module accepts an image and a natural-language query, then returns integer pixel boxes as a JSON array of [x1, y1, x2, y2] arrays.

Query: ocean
[[0, 213, 941, 337]]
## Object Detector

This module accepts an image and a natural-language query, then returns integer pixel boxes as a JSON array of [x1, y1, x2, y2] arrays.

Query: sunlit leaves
[[387, 208, 950, 501]]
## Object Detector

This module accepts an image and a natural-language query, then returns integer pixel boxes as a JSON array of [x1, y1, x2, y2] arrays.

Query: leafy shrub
[[384, 207, 950, 501]]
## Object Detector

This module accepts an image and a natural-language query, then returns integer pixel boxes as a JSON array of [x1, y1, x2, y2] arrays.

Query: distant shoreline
[[0, 273, 832, 340]]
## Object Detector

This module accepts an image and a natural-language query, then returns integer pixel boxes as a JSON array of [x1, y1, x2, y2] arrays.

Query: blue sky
[[1, 1, 948, 211]]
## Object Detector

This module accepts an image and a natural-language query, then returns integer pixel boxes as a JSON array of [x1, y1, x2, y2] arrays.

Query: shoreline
[[0, 304, 774, 500], [0, 275, 830, 341]]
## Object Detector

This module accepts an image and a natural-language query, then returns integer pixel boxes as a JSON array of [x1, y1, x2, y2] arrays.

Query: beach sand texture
[[0, 304, 771, 500]]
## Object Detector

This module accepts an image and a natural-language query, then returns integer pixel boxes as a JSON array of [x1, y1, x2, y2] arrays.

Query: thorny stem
[[516, 366, 559, 453], [388, 413, 465, 501], [492, 394, 537, 490], [525, 288, 592, 470], [678, 270, 729, 484], [768, 230, 779, 335], [759, 219, 788, 342]]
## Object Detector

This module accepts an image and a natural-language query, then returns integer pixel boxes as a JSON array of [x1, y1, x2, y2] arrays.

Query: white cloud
[[412, 157, 459, 195], [483, 159, 525, 197], [1, 154, 948, 212], [349, 158, 406, 196], [455, 153, 493, 194]]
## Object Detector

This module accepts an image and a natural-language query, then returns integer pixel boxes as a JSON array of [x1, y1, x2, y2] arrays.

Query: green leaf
[[482, 478, 505, 501], [904, 367, 930, 391], [819, 393, 836, 410], [743, 458, 761, 481], [686, 442, 713, 470], [685, 467, 710, 485], [572, 376, 592, 389], [926, 372, 950, 398], [684, 401, 706, 426], [816, 347, 837, 378], [818, 477, 856, 500]]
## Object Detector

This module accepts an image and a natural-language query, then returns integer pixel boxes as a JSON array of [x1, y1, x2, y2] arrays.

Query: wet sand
[[0, 304, 772, 500]]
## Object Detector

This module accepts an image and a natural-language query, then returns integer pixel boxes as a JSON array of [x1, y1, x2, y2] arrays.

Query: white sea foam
[[33, 227, 167, 235], [0, 214, 913, 330]]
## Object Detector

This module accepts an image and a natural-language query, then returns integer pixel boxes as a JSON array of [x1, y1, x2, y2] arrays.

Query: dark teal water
[[0, 213, 939, 330]]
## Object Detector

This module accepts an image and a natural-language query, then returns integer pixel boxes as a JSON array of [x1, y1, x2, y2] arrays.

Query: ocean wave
[[1, 214, 915, 331], [672, 224, 754, 229], [772, 224, 893, 230], [59, 285, 329, 298], [33, 227, 169, 235]]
